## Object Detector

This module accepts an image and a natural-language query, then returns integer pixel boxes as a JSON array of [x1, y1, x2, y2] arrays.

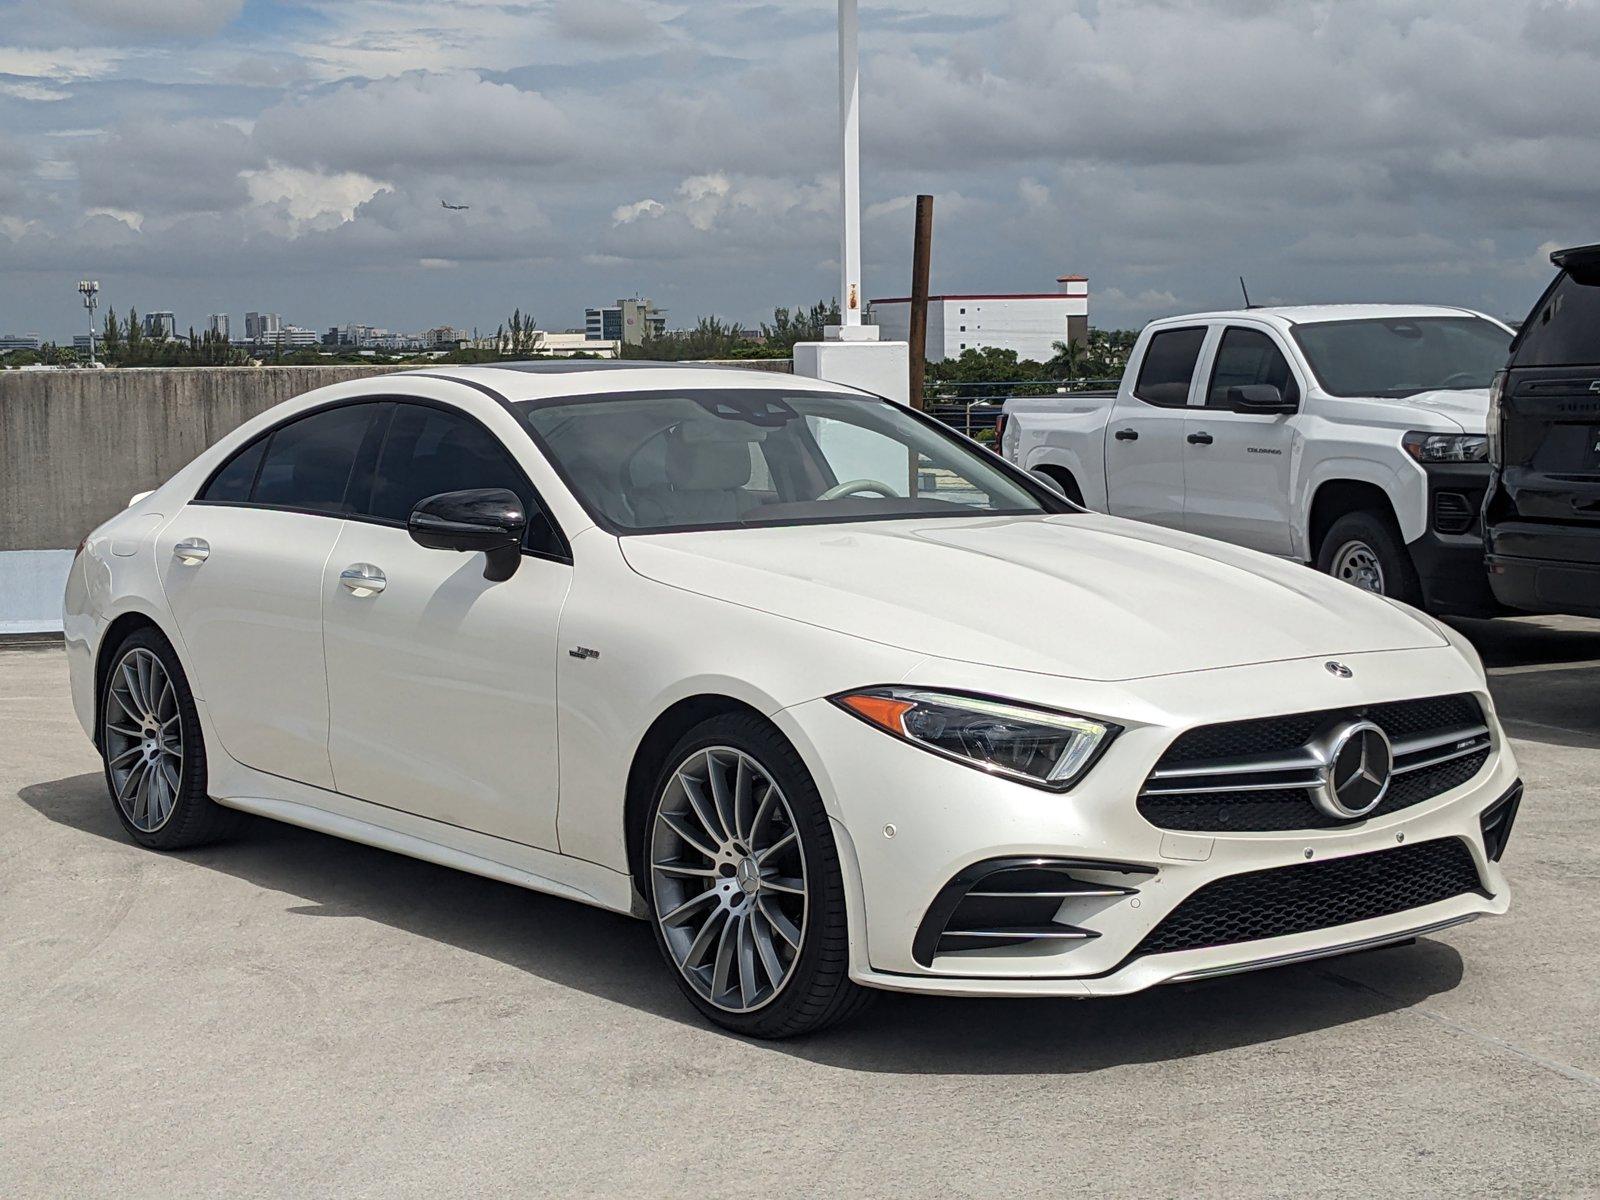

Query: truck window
[[1511, 270, 1600, 368], [1134, 327, 1206, 407], [1206, 328, 1299, 407]]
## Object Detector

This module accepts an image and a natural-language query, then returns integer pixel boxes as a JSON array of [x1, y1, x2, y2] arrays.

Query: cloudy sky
[[1, 0, 1594, 341]]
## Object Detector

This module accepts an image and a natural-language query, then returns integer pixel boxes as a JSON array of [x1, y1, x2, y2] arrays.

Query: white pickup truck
[[997, 304, 1514, 616]]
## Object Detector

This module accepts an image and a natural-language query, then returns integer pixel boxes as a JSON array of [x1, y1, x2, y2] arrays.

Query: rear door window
[[1206, 327, 1300, 407], [247, 404, 376, 515], [1134, 327, 1207, 406], [1512, 271, 1600, 368]]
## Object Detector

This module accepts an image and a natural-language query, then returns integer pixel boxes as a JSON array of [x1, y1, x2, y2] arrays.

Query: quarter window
[[1206, 328, 1300, 408], [1134, 327, 1206, 407], [198, 437, 266, 502]]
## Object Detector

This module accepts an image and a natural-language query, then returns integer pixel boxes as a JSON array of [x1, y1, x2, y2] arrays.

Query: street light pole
[[78, 280, 99, 367]]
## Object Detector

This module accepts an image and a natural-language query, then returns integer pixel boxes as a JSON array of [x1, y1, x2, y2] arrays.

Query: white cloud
[[0, 47, 124, 80], [0, 81, 71, 102], [86, 207, 144, 230], [242, 166, 390, 224], [612, 198, 665, 224]]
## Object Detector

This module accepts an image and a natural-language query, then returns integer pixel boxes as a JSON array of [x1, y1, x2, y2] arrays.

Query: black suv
[[1484, 243, 1600, 618]]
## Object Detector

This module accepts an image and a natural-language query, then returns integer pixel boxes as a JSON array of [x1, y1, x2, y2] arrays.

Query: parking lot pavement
[[2, 620, 1598, 1199]]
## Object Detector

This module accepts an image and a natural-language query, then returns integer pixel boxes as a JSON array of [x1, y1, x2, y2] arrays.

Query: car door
[[1104, 325, 1207, 528], [157, 402, 382, 790], [1183, 324, 1301, 554], [320, 399, 572, 850]]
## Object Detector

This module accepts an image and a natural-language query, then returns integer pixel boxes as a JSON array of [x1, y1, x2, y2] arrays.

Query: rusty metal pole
[[907, 194, 934, 411]]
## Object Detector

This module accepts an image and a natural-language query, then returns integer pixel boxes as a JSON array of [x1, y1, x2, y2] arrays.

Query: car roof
[[1147, 303, 1495, 329], [401, 360, 875, 403]]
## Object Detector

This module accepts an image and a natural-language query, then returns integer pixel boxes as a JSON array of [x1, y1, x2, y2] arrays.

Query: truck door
[[1183, 325, 1300, 554], [1104, 325, 1206, 529]]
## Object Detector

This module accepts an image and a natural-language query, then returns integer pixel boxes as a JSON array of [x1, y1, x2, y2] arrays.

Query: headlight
[[1402, 431, 1488, 463], [1486, 370, 1506, 466], [830, 687, 1118, 791]]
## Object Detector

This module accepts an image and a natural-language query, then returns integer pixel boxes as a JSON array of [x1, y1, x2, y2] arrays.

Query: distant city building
[[142, 311, 177, 341], [244, 312, 283, 341], [543, 332, 618, 358], [0, 333, 43, 352], [586, 298, 666, 347], [72, 334, 95, 353], [206, 314, 230, 341], [870, 275, 1090, 363], [280, 326, 320, 348], [424, 326, 469, 350]]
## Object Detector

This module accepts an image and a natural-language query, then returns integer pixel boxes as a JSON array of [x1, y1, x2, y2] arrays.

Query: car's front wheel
[[99, 626, 242, 850], [642, 713, 872, 1038]]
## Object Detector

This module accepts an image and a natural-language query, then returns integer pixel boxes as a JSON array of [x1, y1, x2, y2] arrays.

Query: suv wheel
[[642, 713, 873, 1038], [1317, 510, 1421, 604]]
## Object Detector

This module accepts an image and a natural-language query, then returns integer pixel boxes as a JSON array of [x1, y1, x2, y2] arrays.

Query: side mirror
[[408, 488, 526, 582], [1227, 384, 1297, 415]]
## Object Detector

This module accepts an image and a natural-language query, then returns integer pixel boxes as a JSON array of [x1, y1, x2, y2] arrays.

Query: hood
[[1327, 388, 1488, 434], [620, 514, 1446, 682]]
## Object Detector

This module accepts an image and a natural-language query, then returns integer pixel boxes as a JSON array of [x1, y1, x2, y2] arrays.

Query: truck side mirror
[[1227, 384, 1297, 415]]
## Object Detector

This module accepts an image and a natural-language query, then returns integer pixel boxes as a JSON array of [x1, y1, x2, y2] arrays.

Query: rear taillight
[[73, 537, 89, 560], [1486, 369, 1506, 466], [993, 412, 1009, 448]]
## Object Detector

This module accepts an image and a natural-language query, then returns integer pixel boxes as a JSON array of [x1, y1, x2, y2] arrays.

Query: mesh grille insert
[[1132, 838, 1483, 959]]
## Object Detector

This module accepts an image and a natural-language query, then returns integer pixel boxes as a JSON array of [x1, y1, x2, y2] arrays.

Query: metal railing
[[925, 378, 1121, 438]]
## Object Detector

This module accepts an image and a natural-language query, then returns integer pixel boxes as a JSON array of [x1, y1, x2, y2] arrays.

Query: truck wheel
[[1033, 467, 1084, 507], [1316, 511, 1422, 604]]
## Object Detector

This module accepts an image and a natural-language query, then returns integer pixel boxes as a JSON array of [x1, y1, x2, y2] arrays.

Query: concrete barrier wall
[[1, 366, 404, 552]]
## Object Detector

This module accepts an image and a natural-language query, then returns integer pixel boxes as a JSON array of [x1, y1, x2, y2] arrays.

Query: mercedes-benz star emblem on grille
[[1313, 720, 1393, 820], [1325, 661, 1354, 678]]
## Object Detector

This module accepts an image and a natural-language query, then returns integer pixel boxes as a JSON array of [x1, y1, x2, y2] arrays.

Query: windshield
[[1290, 316, 1511, 398], [517, 389, 1050, 533]]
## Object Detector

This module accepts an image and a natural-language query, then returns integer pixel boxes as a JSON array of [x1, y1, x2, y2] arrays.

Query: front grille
[[1139, 694, 1490, 833], [1131, 838, 1484, 959]]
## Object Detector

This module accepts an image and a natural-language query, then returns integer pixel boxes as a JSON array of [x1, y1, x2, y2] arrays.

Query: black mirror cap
[[408, 488, 527, 581], [1227, 383, 1297, 414]]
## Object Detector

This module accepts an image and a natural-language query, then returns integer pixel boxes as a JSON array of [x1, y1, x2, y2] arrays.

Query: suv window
[[1512, 270, 1600, 368], [1206, 327, 1300, 407], [1134, 327, 1206, 407], [369, 403, 562, 556], [243, 404, 375, 515]]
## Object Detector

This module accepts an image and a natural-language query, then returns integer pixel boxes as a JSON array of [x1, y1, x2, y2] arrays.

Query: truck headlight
[[1486, 370, 1505, 466], [830, 688, 1119, 791], [1402, 431, 1489, 463]]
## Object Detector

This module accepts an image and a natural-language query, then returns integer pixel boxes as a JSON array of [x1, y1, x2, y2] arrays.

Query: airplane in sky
[[440, 200, 470, 211]]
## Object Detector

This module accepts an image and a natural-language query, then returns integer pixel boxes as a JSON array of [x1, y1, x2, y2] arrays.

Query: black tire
[[1316, 509, 1422, 605], [1035, 466, 1085, 508], [641, 713, 874, 1038], [99, 626, 244, 850]]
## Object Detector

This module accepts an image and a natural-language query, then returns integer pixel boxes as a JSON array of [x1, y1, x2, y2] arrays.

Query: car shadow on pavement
[[21, 771, 1466, 1075]]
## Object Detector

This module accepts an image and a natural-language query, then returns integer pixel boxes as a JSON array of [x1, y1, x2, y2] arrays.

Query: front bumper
[[1407, 462, 1500, 618], [775, 647, 1517, 997]]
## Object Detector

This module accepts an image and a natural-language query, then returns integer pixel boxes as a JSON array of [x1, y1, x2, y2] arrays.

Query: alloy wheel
[[104, 647, 184, 833], [649, 747, 809, 1014], [1331, 539, 1386, 594]]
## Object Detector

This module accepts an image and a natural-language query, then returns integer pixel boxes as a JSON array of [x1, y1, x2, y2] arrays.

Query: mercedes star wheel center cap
[[1314, 719, 1394, 821]]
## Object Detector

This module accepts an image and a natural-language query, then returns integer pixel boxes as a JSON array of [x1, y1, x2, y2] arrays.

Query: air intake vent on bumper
[[913, 857, 1155, 966]]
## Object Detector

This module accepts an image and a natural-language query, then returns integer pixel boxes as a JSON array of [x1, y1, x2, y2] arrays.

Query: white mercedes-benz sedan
[[64, 363, 1522, 1037]]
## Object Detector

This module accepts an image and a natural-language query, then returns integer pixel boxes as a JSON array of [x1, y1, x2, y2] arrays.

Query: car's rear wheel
[[642, 713, 873, 1038], [100, 626, 242, 850], [1317, 510, 1422, 605]]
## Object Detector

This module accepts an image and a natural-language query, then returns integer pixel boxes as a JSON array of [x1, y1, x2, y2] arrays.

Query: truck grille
[[1138, 694, 1490, 833], [1131, 838, 1484, 959]]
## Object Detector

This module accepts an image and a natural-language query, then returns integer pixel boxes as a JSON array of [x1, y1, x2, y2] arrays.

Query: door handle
[[1114, 428, 1139, 442], [1187, 432, 1215, 446], [339, 564, 387, 595], [172, 538, 209, 565]]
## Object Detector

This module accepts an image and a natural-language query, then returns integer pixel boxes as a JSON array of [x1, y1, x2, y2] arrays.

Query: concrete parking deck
[[3, 618, 1598, 1197]]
